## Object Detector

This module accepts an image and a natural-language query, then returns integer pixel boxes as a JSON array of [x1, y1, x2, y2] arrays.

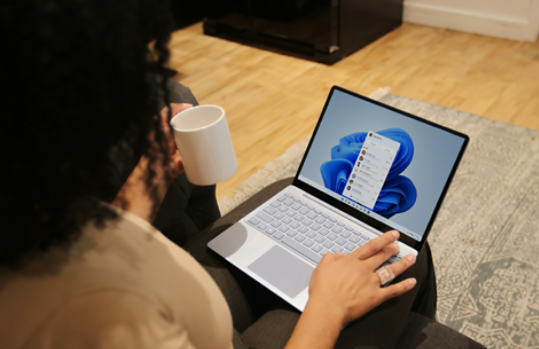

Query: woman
[[0, 1, 482, 348]]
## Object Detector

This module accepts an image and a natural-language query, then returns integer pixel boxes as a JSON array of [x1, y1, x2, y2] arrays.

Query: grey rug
[[379, 94, 539, 349], [219, 91, 539, 349]]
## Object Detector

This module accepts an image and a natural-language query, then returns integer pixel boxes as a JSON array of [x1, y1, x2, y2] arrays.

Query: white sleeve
[[26, 290, 196, 349]]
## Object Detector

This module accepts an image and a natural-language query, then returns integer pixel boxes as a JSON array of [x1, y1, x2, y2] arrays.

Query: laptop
[[208, 86, 469, 311]]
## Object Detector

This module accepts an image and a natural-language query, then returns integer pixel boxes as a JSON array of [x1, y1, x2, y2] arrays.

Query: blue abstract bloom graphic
[[320, 128, 417, 218]]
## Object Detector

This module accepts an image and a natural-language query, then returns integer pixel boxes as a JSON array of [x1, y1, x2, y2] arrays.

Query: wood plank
[[168, 22, 539, 201]]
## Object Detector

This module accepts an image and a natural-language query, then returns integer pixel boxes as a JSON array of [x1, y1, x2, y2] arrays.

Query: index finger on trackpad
[[248, 245, 314, 299]]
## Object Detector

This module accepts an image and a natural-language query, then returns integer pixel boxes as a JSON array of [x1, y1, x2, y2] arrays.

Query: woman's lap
[[182, 179, 437, 349]]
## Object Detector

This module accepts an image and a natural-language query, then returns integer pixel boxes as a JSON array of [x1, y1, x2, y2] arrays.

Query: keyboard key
[[299, 207, 309, 215], [313, 235, 326, 244], [335, 237, 347, 246], [256, 211, 274, 223], [277, 196, 287, 202], [286, 230, 298, 237], [318, 227, 330, 236], [349, 235, 361, 244], [331, 226, 343, 234], [344, 243, 356, 251], [284, 193, 293, 198], [389, 254, 404, 264], [352, 230, 362, 236], [256, 222, 267, 230], [294, 235, 306, 242], [311, 244, 323, 253], [285, 210, 297, 217], [273, 232, 284, 240], [303, 239, 315, 248], [293, 214, 305, 222], [327, 233, 338, 241], [278, 225, 290, 233], [248, 217, 261, 226], [310, 223, 321, 231], [320, 249, 331, 256], [340, 231, 351, 238], [321, 213, 329, 218], [281, 217, 292, 224], [331, 246, 344, 253], [322, 221, 335, 229], [328, 217, 337, 222], [289, 221, 300, 229], [284, 199, 294, 206], [313, 209, 322, 214], [281, 236, 322, 264], [270, 220, 282, 228], [270, 201, 281, 208], [265, 227, 277, 235], [305, 230, 317, 239], [314, 217, 326, 224], [273, 212, 284, 220], [297, 226, 309, 234], [344, 226, 353, 231], [302, 219, 313, 227], [322, 240, 335, 249], [291, 203, 302, 210], [277, 206, 289, 212], [306, 212, 318, 220], [292, 197, 300, 202], [299, 201, 308, 206], [336, 221, 345, 227], [307, 205, 315, 210], [264, 206, 277, 215]]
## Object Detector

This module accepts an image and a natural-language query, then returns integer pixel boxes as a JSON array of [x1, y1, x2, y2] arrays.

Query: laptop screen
[[296, 87, 468, 244]]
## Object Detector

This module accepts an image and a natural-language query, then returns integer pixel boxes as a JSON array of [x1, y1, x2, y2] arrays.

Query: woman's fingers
[[349, 230, 399, 260], [363, 243, 399, 270], [372, 253, 416, 286], [169, 103, 192, 122], [380, 278, 417, 300]]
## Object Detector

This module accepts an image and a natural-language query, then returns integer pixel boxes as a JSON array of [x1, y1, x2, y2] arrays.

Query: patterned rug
[[218, 89, 539, 349]]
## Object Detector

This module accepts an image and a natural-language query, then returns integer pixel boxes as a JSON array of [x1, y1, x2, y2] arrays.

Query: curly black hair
[[0, 0, 176, 267]]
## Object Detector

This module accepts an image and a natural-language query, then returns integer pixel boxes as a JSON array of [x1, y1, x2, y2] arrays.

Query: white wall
[[404, 0, 539, 41]]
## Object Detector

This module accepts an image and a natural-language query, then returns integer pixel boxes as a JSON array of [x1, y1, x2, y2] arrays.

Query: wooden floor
[[168, 22, 539, 201]]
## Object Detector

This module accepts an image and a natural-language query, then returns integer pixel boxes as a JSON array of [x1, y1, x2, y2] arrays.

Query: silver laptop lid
[[293, 86, 469, 252]]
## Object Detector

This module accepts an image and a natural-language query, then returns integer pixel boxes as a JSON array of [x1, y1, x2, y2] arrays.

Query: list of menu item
[[343, 131, 400, 209]]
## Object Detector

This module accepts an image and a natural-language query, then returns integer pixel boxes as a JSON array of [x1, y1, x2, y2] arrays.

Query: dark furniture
[[201, 0, 404, 64]]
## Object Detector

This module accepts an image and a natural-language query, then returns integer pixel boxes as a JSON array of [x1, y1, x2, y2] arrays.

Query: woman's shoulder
[[25, 289, 192, 349], [0, 208, 233, 349]]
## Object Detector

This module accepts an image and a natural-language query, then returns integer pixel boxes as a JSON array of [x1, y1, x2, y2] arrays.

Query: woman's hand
[[308, 230, 417, 326], [285, 231, 417, 349]]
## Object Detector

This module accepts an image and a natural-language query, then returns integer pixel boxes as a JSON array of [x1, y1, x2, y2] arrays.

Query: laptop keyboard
[[246, 192, 403, 265]]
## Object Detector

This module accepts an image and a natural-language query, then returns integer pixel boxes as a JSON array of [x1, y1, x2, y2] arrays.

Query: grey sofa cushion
[[397, 312, 485, 349]]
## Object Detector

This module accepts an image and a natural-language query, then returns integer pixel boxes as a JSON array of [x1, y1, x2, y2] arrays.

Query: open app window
[[297, 89, 465, 241]]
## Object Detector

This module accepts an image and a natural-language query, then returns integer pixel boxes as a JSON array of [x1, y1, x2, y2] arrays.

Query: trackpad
[[248, 245, 314, 299]]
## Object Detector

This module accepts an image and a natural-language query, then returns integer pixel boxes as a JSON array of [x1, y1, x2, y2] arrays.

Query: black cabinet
[[202, 0, 403, 64]]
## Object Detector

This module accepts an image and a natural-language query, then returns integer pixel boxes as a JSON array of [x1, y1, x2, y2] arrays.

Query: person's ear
[[168, 149, 184, 177]]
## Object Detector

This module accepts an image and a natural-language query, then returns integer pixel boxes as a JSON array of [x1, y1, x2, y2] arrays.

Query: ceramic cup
[[170, 105, 237, 186]]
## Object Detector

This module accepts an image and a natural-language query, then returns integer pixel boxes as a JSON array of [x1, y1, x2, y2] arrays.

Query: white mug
[[170, 105, 237, 186]]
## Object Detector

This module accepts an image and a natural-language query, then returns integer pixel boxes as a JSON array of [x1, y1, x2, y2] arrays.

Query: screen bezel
[[292, 86, 469, 252]]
